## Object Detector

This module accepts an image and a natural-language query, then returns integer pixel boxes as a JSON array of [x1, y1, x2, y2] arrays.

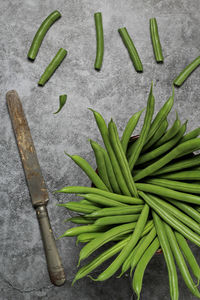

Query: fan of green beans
[[55, 83, 200, 300]]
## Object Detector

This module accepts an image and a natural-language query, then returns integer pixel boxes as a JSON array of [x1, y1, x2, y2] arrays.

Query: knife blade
[[6, 90, 66, 286]]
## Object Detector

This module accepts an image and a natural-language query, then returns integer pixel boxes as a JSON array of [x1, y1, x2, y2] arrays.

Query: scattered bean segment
[[174, 56, 200, 87], [118, 27, 143, 72], [54, 94, 67, 114], [94, 12, 104, 70], [28, 10, 61, 60], [38, 48, 67, 86], [56, 84, 200, 300], [150, 18, 164, 63]]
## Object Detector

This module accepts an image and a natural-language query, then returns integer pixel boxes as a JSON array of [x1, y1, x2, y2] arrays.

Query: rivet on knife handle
[[6, 90, 66, 286]]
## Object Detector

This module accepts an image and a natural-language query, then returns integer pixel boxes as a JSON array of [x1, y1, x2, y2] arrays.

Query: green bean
[[58, 224, 105, 238], [175, 231, 200, 282], [94, 12, 104, 70], [133, 138, 200, 181], [128, 83, 155, 171], [159, 170, 200, 181], [152, 153, 200, 176], [79, 199, 100, 206], [145, 88, 174, 144], [164, 223, 200, 298], [108, 119, 138, 197], [152, 113, 181, 148], [65, 153, 109, 191], [90, 108, 131, 195], [28, 10, 61, 60], [173, 56, 200, 87], [78, 222, 137, 264], [38, 48, 67, 86], [146, 193, 200, 234], [141, 119, 168, 153], [72, 235, 131, 285], [119, 236, 146, 278], [130, 226, 157, 275], [152, 212, 178, 300], [132, 237, 160, 300], [89, 204, 150, 281], [54, 94, 67, 114], [121, 109, 144, 153], [77, 233, 130, 244], [55, 186, 144, 205], [150, 18, 163, 63], [166, 198, 200, 223], [118, 27, 143, 72], [89, 140, 113, 191], [86, 205, 144, 218], [146, 178, 200, 195], [180, 127, 200, 143], [136, 121, 187, 166], [94, 214, 140, 226], [57, 202, 98, 213], [78, 193, 127, 207], [139, 192, 200, 247], [64, 216, 94, 225], [136, 183, 200, 205]]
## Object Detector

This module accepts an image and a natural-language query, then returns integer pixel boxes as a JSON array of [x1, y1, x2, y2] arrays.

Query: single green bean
[[65, 216, 94, 225], [121, 109, 144, 153], [77, 233, 130, 244], [150, 18, 163, 62], [79, 199, 100, 206], [79, 193, 127, 207], [38, 48, 67, 86], [136, 121, 187, 166], [118, 27, 143, 72], [141, 119, 168, 153], [152, 212, 178, 300], [89, 204, 150, 281], [133, 138, 200, 181], [28, 10, 61, 60], [132, 237, 160, 300], [152, 153, 200, 176], [78, 222, 137, 264], [94, 214, 140, 226], [128, 83, 155, 171], [86, 205, 144, 218], [164, 223, 200, 298], [58, 224, 105, 238], [55, 186, 144, 205], [57, 202, 98, 213], [54, 94, 67, 114], [180, 127, 200, 143], [89, 140, 113, 191], [146, 178, 200, 195], [174, 56, 200, 87], [152, 113, 181, 148], [65, 153, 109, 191], [108, 119, 138, 197], [90, 108, 130, 195], [136, 182, 200, 205], [72, 235, 131, 285], [159, 170, 200, 181], [94, 12, 104, 70], [175, 231, 200, 282], [140, 192, 200, 247]]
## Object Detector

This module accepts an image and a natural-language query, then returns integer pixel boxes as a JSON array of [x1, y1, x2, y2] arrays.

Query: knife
[[6, 90, 66, 286]]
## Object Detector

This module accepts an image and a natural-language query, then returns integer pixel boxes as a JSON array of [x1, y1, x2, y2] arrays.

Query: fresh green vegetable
[[174, 56, 200, 87], [54, 94, 67, 114], [150, 18, 163, 62], [94, 12, 104, 70]]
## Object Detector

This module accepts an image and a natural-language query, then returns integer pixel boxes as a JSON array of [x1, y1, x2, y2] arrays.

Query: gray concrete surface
[[1, 0, 200, 299]]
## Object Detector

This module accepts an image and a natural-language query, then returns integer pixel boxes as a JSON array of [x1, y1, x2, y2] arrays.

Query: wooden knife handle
[[36, 205, 66, 286]]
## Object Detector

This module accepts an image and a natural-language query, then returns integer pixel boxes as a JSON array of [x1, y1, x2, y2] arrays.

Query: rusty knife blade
[[6, 90, 48, 207]]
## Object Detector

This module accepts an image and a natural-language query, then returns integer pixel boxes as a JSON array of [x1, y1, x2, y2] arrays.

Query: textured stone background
[[1, 0, 200, 299]]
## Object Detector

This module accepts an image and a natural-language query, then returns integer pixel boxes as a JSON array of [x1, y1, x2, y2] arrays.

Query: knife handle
[[36, 205, 66, 286]]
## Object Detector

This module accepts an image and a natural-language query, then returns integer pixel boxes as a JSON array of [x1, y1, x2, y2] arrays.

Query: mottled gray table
[[1, 0, 200, 299]]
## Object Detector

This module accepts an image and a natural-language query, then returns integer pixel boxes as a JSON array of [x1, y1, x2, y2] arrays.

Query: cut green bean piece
[[28, 10, 61, 60], [94, 12, 104, 70], [38, 48, 67, 86], [54, 94, 67, 114], [118, 27, 143, 72], [150, 18, 163, 62], [174, 56, 200, 87]]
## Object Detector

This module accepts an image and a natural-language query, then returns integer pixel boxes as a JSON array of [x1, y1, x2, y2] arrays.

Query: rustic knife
[[6, 90, 66, 286]]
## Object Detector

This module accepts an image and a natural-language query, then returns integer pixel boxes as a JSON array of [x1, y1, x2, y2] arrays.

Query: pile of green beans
[[56, 83, 200, 300]]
